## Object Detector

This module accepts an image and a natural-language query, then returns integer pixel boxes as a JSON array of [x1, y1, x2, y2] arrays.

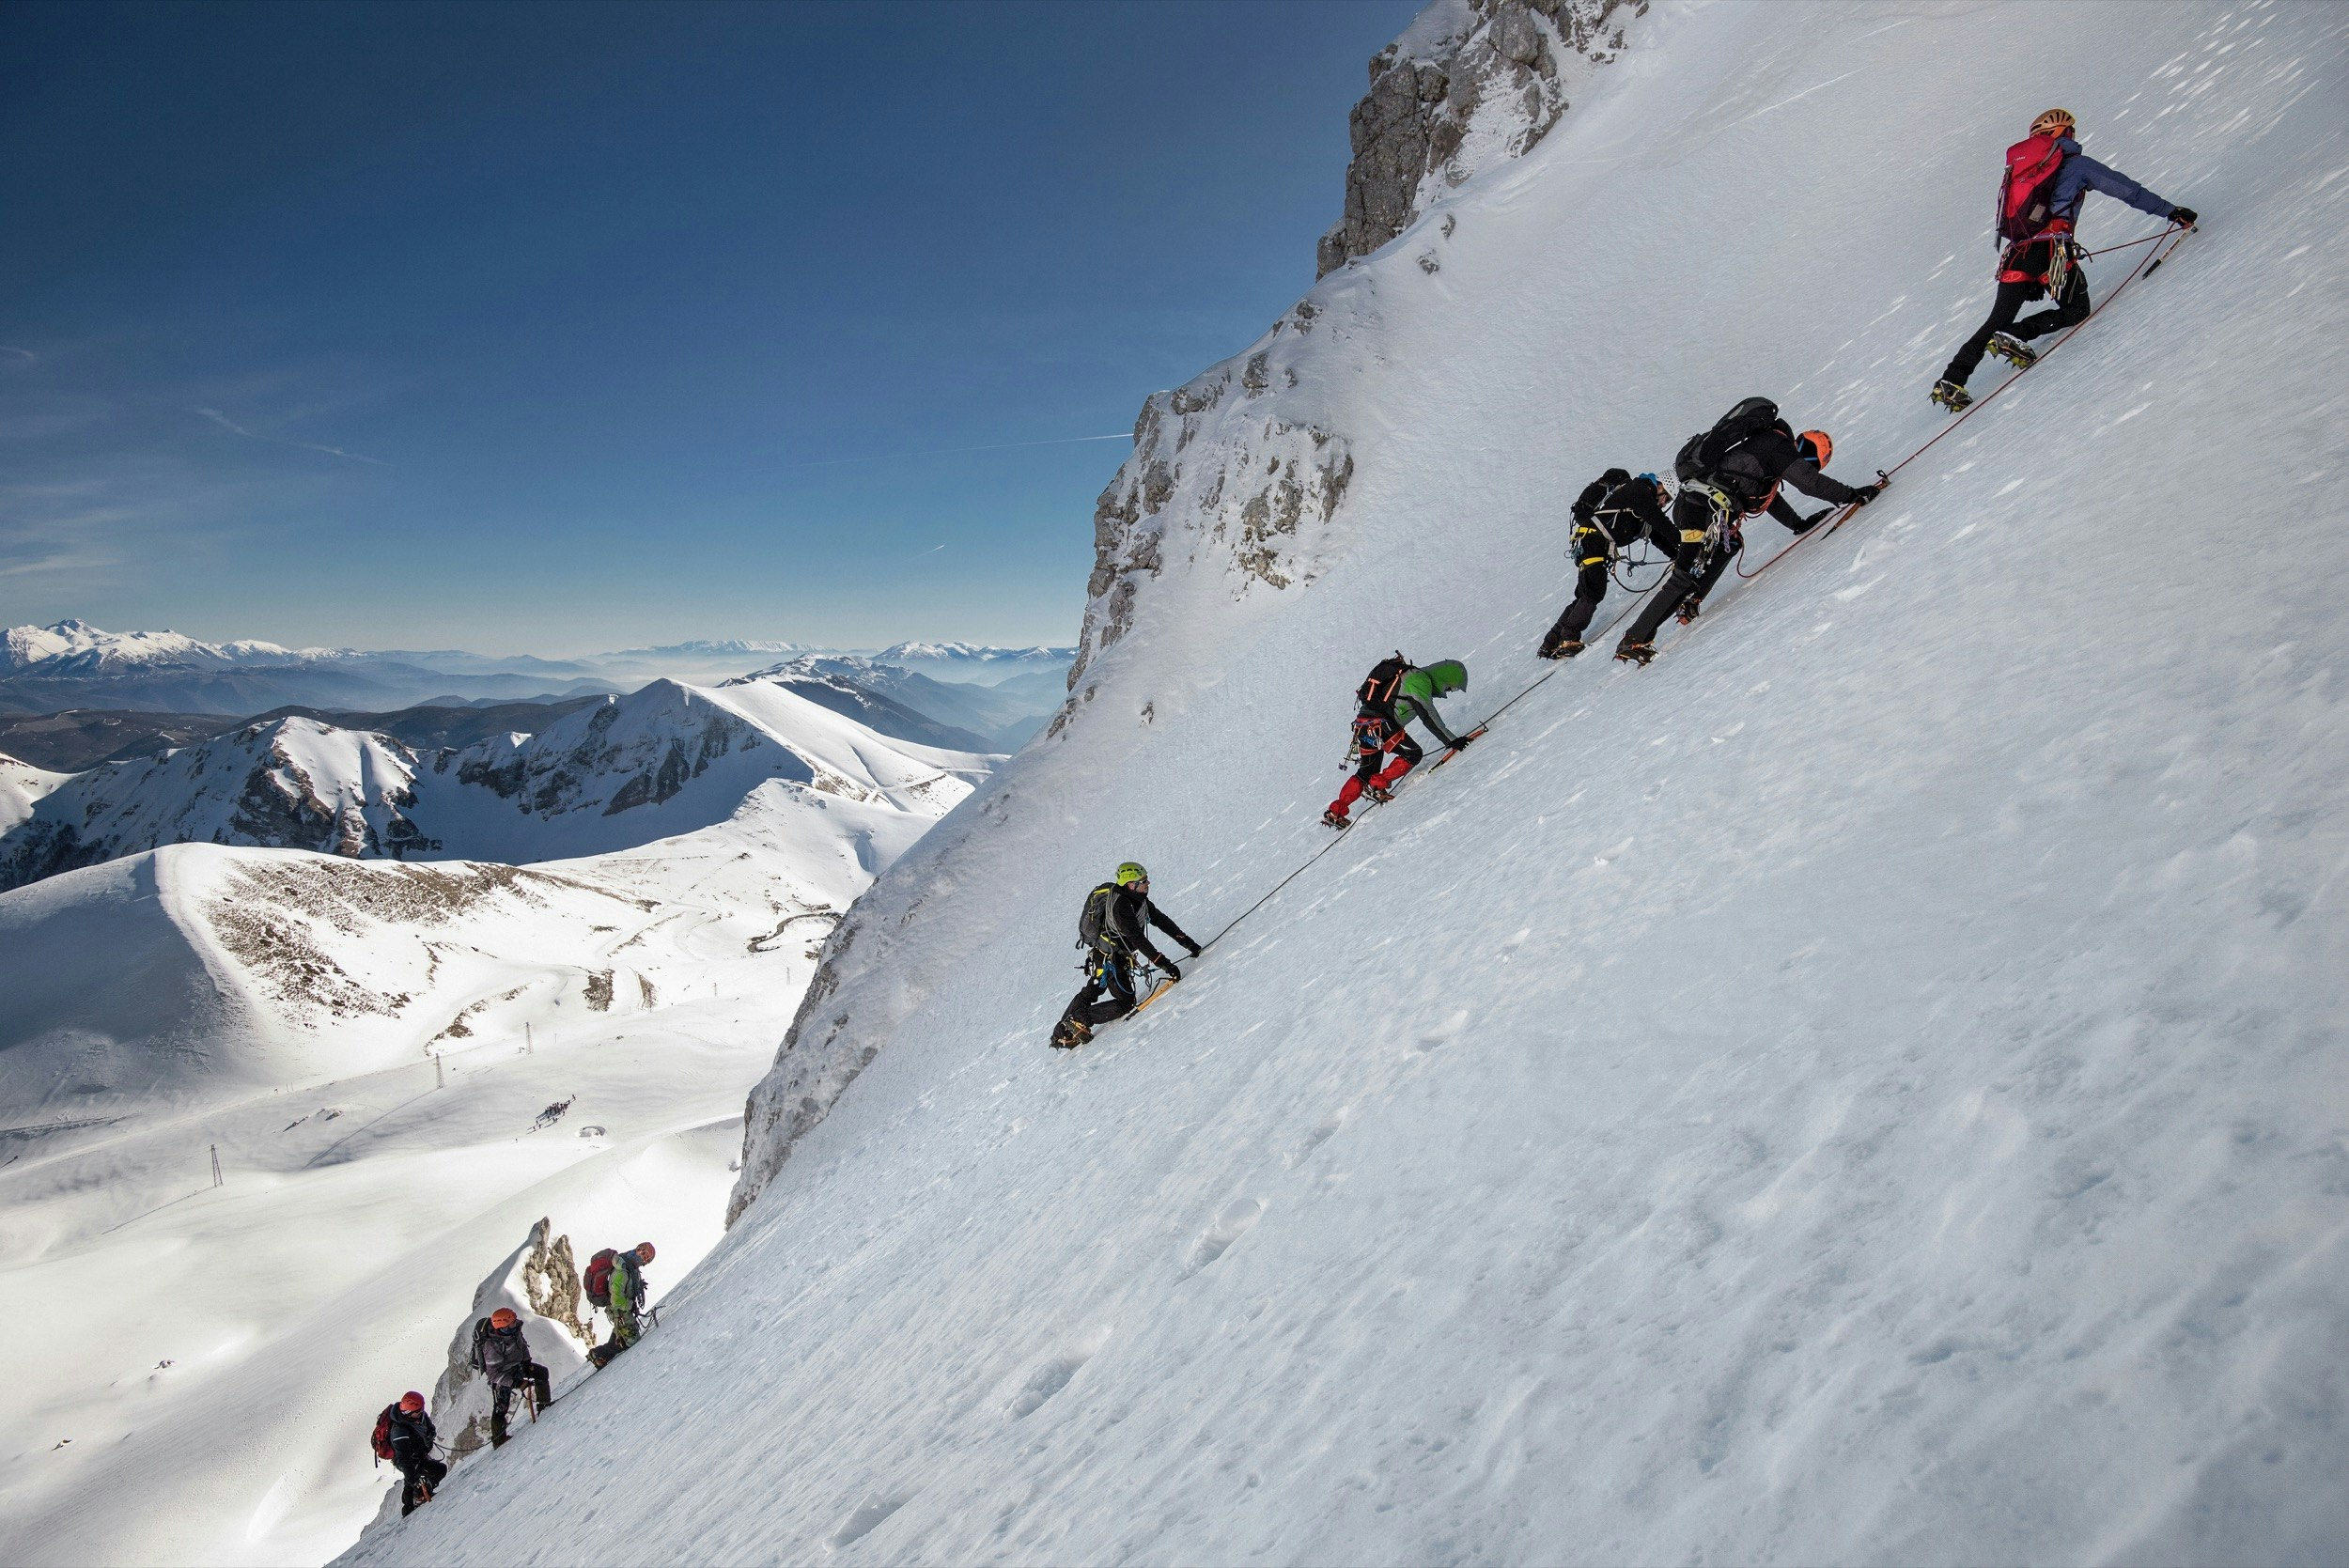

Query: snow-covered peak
[[0, 750, 69, 836], [0, 618, 337, 674], [0, 680, 991, 888]]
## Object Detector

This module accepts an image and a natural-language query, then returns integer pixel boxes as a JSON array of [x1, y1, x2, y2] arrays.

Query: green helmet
[[1115, 861, 1149, 887]]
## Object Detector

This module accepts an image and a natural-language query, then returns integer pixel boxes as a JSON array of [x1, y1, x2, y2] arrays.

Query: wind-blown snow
[[338, 2, 2348, 1563]]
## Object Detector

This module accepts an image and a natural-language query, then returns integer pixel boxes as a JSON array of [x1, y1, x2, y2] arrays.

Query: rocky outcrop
[[1317, 0, 1634, 277], [1056, 302, 1357, 728], [367, 1219, 591, 1526]]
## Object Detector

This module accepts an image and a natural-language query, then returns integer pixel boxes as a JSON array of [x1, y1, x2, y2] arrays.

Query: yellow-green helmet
[[1115, 861, 1149, 887]]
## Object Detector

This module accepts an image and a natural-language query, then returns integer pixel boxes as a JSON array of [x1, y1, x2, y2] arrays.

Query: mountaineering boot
[[1984, 331, 2039, 369], [1930, 379, 1973, 412], [1050, 1017, 1093, 1050], [1614, 641, 1657, 666], [1321, 808, 1350, 831], [490, 1431, 509, 1450], [1675, 597, 1704, 626], [1365, 785, 1395, 804], [1543, 638, 1584, 660]]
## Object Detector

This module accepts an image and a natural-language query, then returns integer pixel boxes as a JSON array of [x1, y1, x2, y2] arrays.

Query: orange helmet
[[1796, 429, 1833, 468], [490, 1307, 519, 1329], [2030, 108, 2076, 138], [398, 1390, 426, 1412]]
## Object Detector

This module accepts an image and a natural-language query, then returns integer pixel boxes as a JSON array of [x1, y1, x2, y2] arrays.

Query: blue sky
[[0, 0, 1418, 656]]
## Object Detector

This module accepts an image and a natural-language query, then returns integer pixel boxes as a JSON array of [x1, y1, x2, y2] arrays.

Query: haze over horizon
[[0, 0, 1416, 658]]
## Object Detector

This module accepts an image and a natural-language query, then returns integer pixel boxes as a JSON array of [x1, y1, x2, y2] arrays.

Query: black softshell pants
[[1061, 950, 1143, 1031], [1621, 490, 1737, 645], [1942, 256, 2090, 387], [490, 1364, 552, 1439], [397, 1454, 447, 1514], [1543, 514, 1680, 650]]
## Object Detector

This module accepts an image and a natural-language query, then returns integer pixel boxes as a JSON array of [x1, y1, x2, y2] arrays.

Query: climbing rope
[[1201, 219, 2191, 958]]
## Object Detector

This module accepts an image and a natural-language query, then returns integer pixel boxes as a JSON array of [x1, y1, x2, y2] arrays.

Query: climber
[[371, 1390, 445, 1516], [469, 1306, 552, 1447], [584, 1242, 655, 1368], [1933, 108, 2196, 411], [1323, 656, 1475, 827], [1050, 862, 1202, 1048], [1615, 403, 1885, 664], [1538, 471, 1676, 659]]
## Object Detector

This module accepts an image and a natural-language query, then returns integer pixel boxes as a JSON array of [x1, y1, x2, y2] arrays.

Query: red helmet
[[490, 1307, 519, 1329], [1796, 429, 1833, 468], [398, 1391, 426, 1412], [634, 1241, 656, 1262]]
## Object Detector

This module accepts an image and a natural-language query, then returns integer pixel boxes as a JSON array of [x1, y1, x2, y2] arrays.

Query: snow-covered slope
[[719, 659, 999, 752], [725, 655, 1059, 750], [0, 780, 926, 1564], [0, 679, 991, 890], [0, 751, 68, 836], [343, 2, 2349, 1563]]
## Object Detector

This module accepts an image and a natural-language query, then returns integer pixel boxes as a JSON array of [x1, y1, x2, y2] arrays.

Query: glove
[[1849, 482, 1886, 507], [1448, 731, 1477, 751], [1159, 961, 1182, 984], [2170, 206, 2198, 228]]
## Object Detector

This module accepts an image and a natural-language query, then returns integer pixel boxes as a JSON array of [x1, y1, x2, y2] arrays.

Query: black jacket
[[386, 1407, 437, 1467], [1704, 426, 1862, 520], [473, 1320, 540, 1387], [1572, 470, 1672, 550], [1079, 883, 1197, 966]]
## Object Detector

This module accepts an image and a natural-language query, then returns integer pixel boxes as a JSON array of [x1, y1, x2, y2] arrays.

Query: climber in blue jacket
[[1934, 108, 2196, 410]]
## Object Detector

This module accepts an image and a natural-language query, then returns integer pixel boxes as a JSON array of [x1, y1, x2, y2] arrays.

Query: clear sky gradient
[[0, 0, 1418, 656]]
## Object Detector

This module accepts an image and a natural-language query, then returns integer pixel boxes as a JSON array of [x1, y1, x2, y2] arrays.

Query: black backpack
[[1356, 653, 1409, 712], [468, 1318, 490, 1374], [1571, 469, 1632, 526], [1077, 882, 1116, 948], [1675, 397, 1783, 509]]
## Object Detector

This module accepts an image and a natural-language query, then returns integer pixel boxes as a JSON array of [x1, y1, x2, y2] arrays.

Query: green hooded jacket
[[1390, 660, 1468, 745]]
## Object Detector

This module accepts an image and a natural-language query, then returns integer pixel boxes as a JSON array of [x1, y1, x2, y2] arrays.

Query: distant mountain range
[[0, 678, 997, 893], [0, 621, 1076, 770]]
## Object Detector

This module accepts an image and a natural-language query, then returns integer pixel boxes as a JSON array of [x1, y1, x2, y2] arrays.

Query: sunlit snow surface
[[61, 0, 2349, 1561], [0, 719, 975, 1560]]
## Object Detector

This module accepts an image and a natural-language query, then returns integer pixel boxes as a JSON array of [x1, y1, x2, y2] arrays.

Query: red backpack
[[1998, 133, 2068, 242], [370, 1405, 398, 1462], [583, 1248, 616, 1308]]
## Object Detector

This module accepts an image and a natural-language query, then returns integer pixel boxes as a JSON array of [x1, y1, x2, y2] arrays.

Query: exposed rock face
[[1056, 302, 1357, 730], [1316, 0, 1634, 278], [521, 1228, 595, 1350]]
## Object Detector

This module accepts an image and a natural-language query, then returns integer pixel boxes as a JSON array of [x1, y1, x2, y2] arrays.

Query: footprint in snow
[[1183, 1196, 1266, 1277], [831, 1492, 911, 1547], [1008, 1326, 1112, 1420], [1286, 1109, 1348, 1168]]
